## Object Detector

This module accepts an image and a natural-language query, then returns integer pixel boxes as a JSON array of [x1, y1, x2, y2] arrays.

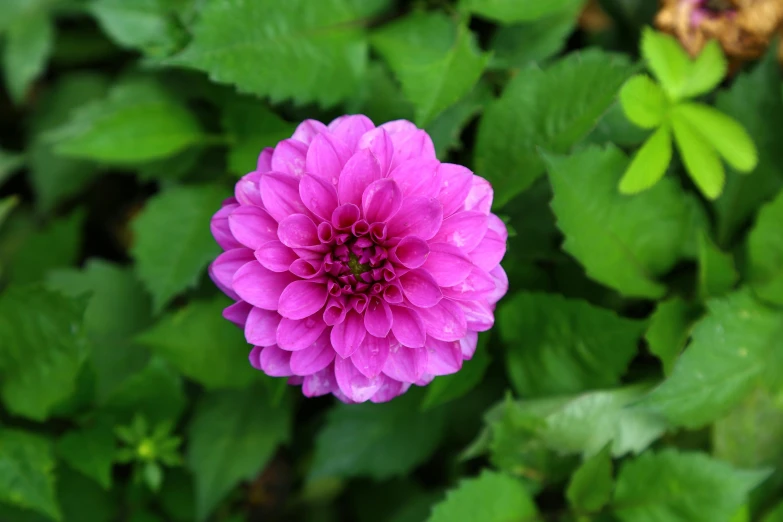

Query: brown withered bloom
[[656, 0, 783, 60]]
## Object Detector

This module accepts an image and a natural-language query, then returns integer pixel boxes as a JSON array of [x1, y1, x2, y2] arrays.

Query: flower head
[[209, 115, 508, 403]]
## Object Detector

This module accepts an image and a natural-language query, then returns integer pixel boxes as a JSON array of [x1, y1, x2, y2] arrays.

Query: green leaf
[[88, 0, 186, 57], [459, 0, 584, 24], [137, 297, 258, 389], [544, 145, 695, 298], [372, 15, 488, 126], [56, 422, 116, 489], [747, 190, 783, 306], [566, 445, 614, 513], [47, 260, 153, 401], [640, 27, 691, 101], [713, 388, 783, 468], [642, 289, 783, 428], [713, 49, 783, 245], [619, 74, 667, 129], [500, 292, 645, 397], [131, 184, 229, 312], [173, 0, 391, 107], [0, 285, 89, 421], [353, 62, 414, 124], [671, 108, 725, 200], [310, 390, 445, 480], [57, 467, 115, 522], [425, 79, 493, 159], [221, 96, 295, 176], [187, 384, 290, 521], [698, 230, 738, 299], [2, 12, 53, 103], [681, 39, 728, 98], [426, 471, 537, 522], [585, 101, 650, 147], [488, 7, 579, 69], [0, 196, 18, 230], [763, 501, 783, 522], [103, 357, 186, 425], [0, 429, 60, 521], [421, 335, 490, 410], [619, 123, 672, 194], [475, 49, 635, 207], [674, 103, 757, 173], [644, 297, 700, 376], [0, 149, 24, 187], [49, 78, 203, 164], [613, 449, 769, 522]]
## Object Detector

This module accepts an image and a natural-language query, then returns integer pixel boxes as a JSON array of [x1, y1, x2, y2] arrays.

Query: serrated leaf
[[674, 103, 757, 173], [427, 471, 536, 522], [310, 390, 445, 480], [698, 230, 738, 299], [613, 449, 769, 522], [372, 15, 488, 126], [500, 292, 645, 397], [566, 445, 613, 512], [619, 74, 667, 129], [88, 0, 186, 57], [488, 7, 579, 69], [103, 357, 186, 425], [642, 290, 783, 428], [748, 190, 783, 306], [475, 50, 635, 207], [681, 39, 728, 98], [640, 27, 691, 101], [459, 0, 584, 24], [619, 123, 672, 194], [585, 102, 650, 147], [671, 108, 725, 200], [425, 80, 493, 159], [713, 388, 783, 468], [353, 62, 414, 124], [57, 422, 116, 489], [2, 12, 53, 103], [221, 96, 295, 176], [422, 335, 490, 410], [544, 145, 695, 298], [137, 297, 258, 389], [0, 285, 89, 421], [644, 297, 700, 376], [49, 78, 203, 164], [131, 184, 229, 312], [173, 0, 391, 107], [0, 429, 60, 521], [188, 384, 290, 521]]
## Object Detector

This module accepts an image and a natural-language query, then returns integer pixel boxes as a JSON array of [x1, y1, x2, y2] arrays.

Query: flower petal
[[383, 342, 427, 382], [414, 299, 467, 342], [390, 306, 426, 348], [424, 338, 463, 376], [244, 307, 280, 346], [277, 214, 319, 248], [437, 163, 474, 217], [306, 133, 351, 186], [210, 249, 255, 299], [292, 119, 327, 145], [334, 355, 382, 403], [464, 175, 493, 214], [442, 266, 496, 301], [357, 128, 394, 175], [223, 300, 252, 327], [233, 261, 296, 310], [277, 313, 327, 351], [255, 240, 297, 272], [400, 269, 442, 308], [229, 206, 278, 250], [290, 331, 334, 376], [257, 345, 294, 376], [364, 296, 392, 337], [351, 334, 390, 379], [337, 149, 381, 207], [387, 196, 443, 240], [331, 203, 360, 230], [260, 172, 309, 222], [388, 159, 442, 198], [235, 172, 263, 206], [468, 227, 506, 272], [302, 364, 338, 397], [330, 310, 366, 358], [362, 178, 403, 224], [278, 280, 328, 320], [257, 148, 273, 173], [459, 300, 494, 331], [329, 115, 375, 152], [211, 202, 242, 250], [422, 242, 473, 286], [271, 138, 308, 177], [379, 120, 436, 169], [431, 211, 488, 251], [369, 375, 407, 403], [460, 330, 479, 359], [390, 236, 430, 269], [300, 173, 339, 221]]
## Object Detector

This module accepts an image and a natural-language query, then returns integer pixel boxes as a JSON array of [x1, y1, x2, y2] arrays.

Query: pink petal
[[357, 128, 395, 175], [257, 148, 273, 173], [414, 299, 467, 342], [431, 211, 488, 251], [442, 266, 496, 301], [379, 120, 436, 169], [369, 375, 407, 403], [351, 334, 390, 379], [271, 138, 308, 177], [331, 203, 360, 230], [362, 178, 403, 224], [387, 196, 443, 240], [328, 115, 375, 152], [323, 297, 348, 326], [488, 213, 508, 240], [400, 269, 442, 308], [260, 172, 309, 222], [334, 356, 382, 403], [300, 173, 339, 221], [330, 310, 366, 358], [383, 283, 404, 304], [235, 172, 264, 207], [388, 159, 442, 198], [249, 346, 264, 370], [277, 214, 319, 248], [390, 306, 426, 348], [390, 236, 430, 269], [424, 338, 463, 376], [460, 331, 479, 359], [255, 240, 297, 272], [306, 133, 352, 186], [465, 176, 493, 213], [278, 280, 327, 320], [229, 206, 278, 250], [233, 261, 296, 310], [223, 300, 252, 327], [302, 364, 338, 397], [422, 242, 473, 286], [290, 331, 334, 376], [383, 342, 428, 382], [210, 249, 256, 299], [211, 202, 242, 250], [292, 119, 327, 145], [437, 163, 474, 217], [289, 258, 323, 279], [277, 313, 327, 351], [460, 300, 494, 331], [244, 307, 280, 346], [487, 265, 509, 305], [468, 227, 506, 272], [337, 149, 381, 207], [258, 345, 293, 377], [364, 296, 392, 337]]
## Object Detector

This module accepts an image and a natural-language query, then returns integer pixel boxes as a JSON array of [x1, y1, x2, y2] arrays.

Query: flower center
[[348, 253, 372, 276]]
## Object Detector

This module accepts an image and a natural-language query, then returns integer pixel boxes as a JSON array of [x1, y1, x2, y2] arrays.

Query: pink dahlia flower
[[209, 115, 508, 403]]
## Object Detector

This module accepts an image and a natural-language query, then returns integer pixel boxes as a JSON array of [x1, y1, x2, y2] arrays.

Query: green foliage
[[566, 445, 613, 513], [0, 428, 60, 521], [2, 11, 53, 104], [422, 336, 490, 410], [459, 0, 584, 24], [57, 422, 116, 490], [698, 231, 738, 299], [644, 297, 700, 376], [748, 190, 783, 306]]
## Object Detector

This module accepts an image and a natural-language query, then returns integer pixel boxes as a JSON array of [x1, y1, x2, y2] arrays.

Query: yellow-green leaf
[[619, 123, 672, 194], [671, 110, 725, 199], [619, 74, 667, 129], [640, 28, 690, 101], [681, 39, 728, 99]]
